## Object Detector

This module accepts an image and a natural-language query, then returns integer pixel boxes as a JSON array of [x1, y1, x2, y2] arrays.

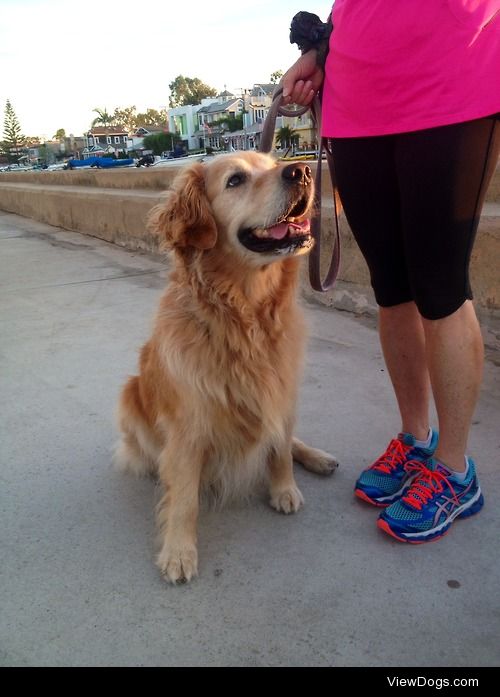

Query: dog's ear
[[148, 163, 217, 251]]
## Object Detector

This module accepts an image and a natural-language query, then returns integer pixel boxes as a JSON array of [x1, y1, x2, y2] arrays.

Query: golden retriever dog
[[115, 151, 337, 583]]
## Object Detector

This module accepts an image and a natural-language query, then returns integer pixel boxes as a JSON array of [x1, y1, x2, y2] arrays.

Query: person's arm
[[281, 49, 324, 106]]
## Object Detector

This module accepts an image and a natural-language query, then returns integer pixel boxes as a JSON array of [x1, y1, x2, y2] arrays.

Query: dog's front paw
[[304, 451, 339, 476], [156, 543, 198, 584], [292, 438, 339, 476], [270, 485, 304, 514]]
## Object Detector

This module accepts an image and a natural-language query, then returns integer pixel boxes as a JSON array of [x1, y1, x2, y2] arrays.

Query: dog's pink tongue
[[267, 222, 289, 239], [267, 220, 310, 239]]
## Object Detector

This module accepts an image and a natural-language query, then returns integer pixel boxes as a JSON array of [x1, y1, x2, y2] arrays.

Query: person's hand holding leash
[[281, 50, 324, 106]]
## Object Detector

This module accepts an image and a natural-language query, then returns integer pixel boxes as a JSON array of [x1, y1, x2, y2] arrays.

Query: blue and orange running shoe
[[377, 457, 484, 543], [354, 430, 438, 507]]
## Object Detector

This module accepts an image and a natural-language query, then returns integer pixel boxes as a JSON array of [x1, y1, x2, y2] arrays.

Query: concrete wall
[[0, 181, 163, 251], [0, 167, 177, 190], [1, 160, 499, 321]]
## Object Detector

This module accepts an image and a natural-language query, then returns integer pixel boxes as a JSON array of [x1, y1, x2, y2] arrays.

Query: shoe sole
[[354, 488, 390, 507], [377, 491, 484, 544]]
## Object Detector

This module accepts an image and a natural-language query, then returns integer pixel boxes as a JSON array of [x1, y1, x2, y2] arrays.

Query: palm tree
[[276, 126, 299, 150], [91, 108, 115, 128]]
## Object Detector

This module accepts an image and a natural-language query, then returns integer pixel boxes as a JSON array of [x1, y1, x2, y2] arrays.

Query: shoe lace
[[371, 438, 412, 474], [402, 462, 460, 511]]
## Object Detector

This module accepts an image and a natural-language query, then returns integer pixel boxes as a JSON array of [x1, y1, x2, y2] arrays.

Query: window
[[115, 136, 120, 144], [106, 136, 111, 144]]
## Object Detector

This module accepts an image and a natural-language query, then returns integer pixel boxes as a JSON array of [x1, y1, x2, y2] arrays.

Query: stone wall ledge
[[1, 162, 499, 348]]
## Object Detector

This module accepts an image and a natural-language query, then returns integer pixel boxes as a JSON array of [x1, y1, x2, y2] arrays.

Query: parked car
[[136, 153, 155, 167]]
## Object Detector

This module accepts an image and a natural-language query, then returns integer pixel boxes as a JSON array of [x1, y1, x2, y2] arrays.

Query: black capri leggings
[[332, 116, 500, 319]]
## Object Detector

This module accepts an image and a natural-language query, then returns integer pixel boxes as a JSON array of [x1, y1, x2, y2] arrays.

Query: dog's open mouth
[[237, 198, 314, 255]]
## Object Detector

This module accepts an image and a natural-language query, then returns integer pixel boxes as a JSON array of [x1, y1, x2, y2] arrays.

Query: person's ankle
[[434, 452, 467, 473], [404, 426, 431, 444]]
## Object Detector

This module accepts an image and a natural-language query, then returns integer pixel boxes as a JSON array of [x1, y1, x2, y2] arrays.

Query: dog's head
[[148, 151, 315, 266]]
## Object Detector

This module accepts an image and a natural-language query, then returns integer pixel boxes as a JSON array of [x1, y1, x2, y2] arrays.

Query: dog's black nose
[[282, 163, 312, 185]]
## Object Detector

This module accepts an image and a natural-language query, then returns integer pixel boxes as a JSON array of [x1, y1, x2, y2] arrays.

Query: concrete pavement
[[1, 211, 499, 667]]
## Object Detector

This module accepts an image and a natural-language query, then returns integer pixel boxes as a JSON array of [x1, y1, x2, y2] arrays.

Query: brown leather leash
[[260, 86, 341, 292]]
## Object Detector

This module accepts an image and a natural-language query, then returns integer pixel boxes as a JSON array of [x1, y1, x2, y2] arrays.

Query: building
[[245, 83, 317, 153], [167, 92, 247, 151], [195, 95, 245, 150], [83, 126, 129, 158], [63, 134, 87, 159], [19, 140, 66, 166], [163, 83, 318, 154], [127, 125, 168, 153], [231, 83, 276, 151], [247, 83, 275, 120], [168, 102, 215, 151]]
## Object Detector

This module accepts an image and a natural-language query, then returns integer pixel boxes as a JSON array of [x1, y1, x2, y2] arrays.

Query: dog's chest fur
[[154, 267, 305, 491]]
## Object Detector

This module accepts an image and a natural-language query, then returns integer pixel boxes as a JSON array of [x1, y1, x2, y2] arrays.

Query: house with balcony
[[83, 126, 129, 158], [245, 83, 317, 153], [195, 96, 245, 150]]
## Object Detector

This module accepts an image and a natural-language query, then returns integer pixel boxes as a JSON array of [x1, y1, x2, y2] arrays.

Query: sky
[[0, 0, 333, 140]]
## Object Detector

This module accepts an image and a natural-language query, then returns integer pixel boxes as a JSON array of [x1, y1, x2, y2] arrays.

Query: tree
[[3, 100, 24, 163], [135, 108, 167, 128], [142, 132, 180, 156], [53, 128, 66, 140], [108, 106, 169, 132], [276, 125, 299, 149], [103, 106, 168, 133], [270, 70, 284, 84], [112, 106, 138, 132], [91, 108, 115, 128], [168, 76, 217, 108], [211, 115, 243, 132]]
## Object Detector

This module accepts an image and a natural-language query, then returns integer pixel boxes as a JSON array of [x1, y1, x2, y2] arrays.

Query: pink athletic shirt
[[322, 0, 500, 137]]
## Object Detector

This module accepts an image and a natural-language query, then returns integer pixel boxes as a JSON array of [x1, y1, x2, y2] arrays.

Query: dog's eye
[[226, 173, 246, 188]]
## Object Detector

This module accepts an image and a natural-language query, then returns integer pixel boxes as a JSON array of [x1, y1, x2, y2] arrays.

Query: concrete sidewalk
[[1, 211, 499, 667]]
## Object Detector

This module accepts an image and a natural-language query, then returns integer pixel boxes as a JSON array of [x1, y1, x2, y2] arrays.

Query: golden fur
[[115, 151, 337, 583]]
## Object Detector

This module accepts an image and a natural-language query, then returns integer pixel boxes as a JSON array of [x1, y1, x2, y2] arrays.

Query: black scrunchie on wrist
[[289, 11, 333, 69]]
